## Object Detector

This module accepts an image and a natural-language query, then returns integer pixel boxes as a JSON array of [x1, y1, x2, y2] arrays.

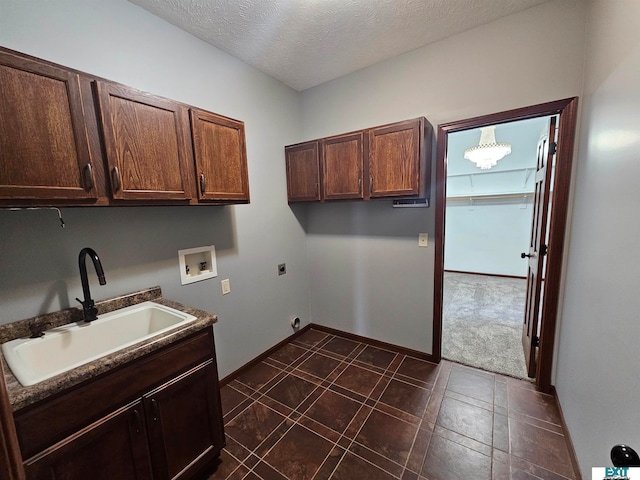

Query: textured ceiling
[[129, 0, 551, 91]]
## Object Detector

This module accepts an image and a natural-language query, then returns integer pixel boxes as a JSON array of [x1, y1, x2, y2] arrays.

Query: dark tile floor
[[206, 329, 578, 480]]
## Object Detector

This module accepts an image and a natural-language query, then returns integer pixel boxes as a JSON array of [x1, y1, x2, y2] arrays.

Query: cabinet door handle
[[199, 174, 206, 195], [358, 177, 362, 193], [84, 163, 94, 190], [315, 182, 319, 197], [133, 409, 142, 433], [151, 398, 159, 421], [111, 167, 122, 192], [369, 176, 374, 192]]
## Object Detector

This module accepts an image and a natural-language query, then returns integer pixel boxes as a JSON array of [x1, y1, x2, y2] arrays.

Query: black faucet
[[76, 247, 106, 322]]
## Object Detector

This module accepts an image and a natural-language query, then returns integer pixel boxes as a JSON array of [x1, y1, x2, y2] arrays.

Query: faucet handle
[[75, 297, 87, 312], [76, 297, 99, 322], [29, 321, 52, 338]]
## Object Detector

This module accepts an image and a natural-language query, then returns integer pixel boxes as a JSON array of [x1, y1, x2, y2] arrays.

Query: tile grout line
[[245, 333, 367, 480], [221, 344, 325, 476], [313, 349, 418, 480], [246, 335, 343, 478], [414, 361, 452, 477], [287, 333, 372, 480], [221, 330, 576, 480], [314, 359, 395, 479], [308, 339, 383, 480], [225, 337, 382, 477], [279, 341, 399, 480]]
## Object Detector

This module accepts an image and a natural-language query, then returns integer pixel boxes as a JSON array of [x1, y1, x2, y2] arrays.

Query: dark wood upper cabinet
[[0, 47, 253, 206], [285, 117, 431, 204], [322, 132, 364, 200], [95, 81, 194, 201], [190, 109, 249, 203], [285, 141, 320, 202], [0, 50, 97, 201], [369, 118, 425, 198]]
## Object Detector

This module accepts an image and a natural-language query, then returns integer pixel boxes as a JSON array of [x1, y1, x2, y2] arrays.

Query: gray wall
[[0, 0, 310, 379], [306, 202, 434, 351], [554, 0, 640, 472], [301, 0, 586, 354], [444, 200, 533, 276]]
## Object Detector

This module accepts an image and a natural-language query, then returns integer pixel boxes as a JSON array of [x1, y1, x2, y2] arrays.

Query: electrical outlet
[[278, 263, 286, 275], [221, 278, 231, 295], [418, 233, 428, 247]]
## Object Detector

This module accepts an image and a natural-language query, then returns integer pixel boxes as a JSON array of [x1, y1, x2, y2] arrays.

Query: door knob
[[521, 252, 534, 259], [611, 444, 640, 466]]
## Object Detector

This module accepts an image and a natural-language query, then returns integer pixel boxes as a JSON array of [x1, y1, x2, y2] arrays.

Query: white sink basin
[[2, 301, 197, 386]]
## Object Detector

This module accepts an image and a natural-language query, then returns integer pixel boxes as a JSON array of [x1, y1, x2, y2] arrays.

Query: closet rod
[[446, 193, 533, 201], [447, 167, 533, 178]]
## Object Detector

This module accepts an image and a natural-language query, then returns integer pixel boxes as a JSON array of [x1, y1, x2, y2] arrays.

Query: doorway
[[432, 98, 579, 393], [442, 116, 555, 379]]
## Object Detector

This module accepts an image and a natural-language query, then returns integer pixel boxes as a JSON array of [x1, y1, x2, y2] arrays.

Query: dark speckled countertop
[[0, 286, 217, 412]]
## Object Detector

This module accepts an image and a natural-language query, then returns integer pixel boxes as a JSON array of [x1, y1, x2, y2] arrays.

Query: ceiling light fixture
[[464, 125, 512, 169]]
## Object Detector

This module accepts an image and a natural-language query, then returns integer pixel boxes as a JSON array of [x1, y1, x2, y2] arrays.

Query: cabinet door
[[95, 81, 193, 201], [0, 50, 97, 200], [144, 362, 224, 480], [24, 402, 153, 480], [190, 109, 249, 202], [285, 142, 320, 202], [322, 132, 364, 200], [368, 118, 422, 198]]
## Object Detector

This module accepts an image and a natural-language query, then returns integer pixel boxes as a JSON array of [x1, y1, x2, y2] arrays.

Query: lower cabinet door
[[144, 362, 224, 480], [24, 401, 153, 480]]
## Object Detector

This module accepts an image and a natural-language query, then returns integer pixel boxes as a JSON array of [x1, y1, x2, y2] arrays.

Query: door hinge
[[549, 141, 557, 155], [532, 335, 540, 347], [540, 244, 548, 256]]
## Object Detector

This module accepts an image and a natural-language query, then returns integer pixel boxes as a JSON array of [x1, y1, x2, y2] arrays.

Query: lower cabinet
[[16, 329, 225, 480], [24, 401, 154, 480], [144, 363, 224, 480]]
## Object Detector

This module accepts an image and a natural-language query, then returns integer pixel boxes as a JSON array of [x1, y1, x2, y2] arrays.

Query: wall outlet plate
[[178, 245, 217, 285], [278, 263, 286, 275], [221, 278, 231, 295], [418, 233, 428, 247]]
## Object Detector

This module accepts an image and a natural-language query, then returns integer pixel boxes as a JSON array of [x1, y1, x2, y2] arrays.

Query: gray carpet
[[442, 272, 529, 379]]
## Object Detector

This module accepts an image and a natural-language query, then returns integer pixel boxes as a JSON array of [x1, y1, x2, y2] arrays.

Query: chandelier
[[464, 126, 512, 169]]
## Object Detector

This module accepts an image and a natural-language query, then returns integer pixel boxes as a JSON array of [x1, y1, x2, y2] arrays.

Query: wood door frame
[[432, 97, 579, 393]]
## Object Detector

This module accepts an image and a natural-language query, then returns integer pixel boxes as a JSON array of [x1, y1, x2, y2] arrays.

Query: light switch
[[418, 233, 428, 247], [221, 278, 231, 295]]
